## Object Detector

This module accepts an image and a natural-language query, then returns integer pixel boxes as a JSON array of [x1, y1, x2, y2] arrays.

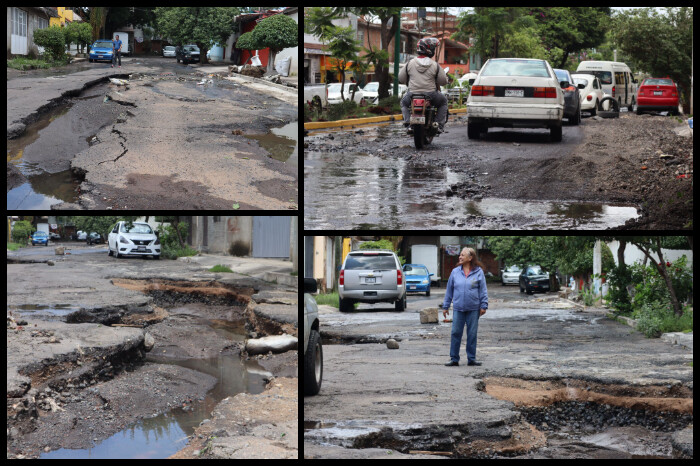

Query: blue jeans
[[449, 310, 480, 363]]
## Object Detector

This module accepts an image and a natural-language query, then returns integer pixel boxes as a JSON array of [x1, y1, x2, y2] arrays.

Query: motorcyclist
[[399, 37, 448, 134]]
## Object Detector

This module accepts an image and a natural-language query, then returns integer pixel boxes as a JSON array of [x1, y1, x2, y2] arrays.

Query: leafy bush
[[11, 220, 34, 244], [606, 264, 633, 314], [155, 222, 198, 259], [33, 25, 66, 62]]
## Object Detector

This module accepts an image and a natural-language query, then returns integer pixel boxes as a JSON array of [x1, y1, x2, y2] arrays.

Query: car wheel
[[339, 298, 353, 313], [108, 244, 113, 256], [426, 287, 430, 297], [395, 293, 406, 312], [304, 330, 323, 396], [467, 122, 482, 139], [550, 123, 562, 142], [153, 255, 160, 260]]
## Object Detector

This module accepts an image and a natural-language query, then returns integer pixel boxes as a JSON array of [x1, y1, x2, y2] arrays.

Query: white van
[[112, 32, 130, 56], [576, 61, 637, 111]]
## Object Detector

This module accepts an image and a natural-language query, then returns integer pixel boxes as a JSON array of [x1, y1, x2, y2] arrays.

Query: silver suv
[[304, 278, 322, 396], [339, 250, 407, 313]]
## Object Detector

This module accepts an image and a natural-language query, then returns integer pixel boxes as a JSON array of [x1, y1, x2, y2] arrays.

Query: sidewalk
[[177, 253, 297, 287]]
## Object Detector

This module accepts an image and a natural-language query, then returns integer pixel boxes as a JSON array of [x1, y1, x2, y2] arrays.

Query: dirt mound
[[482, 377, 693, 414]]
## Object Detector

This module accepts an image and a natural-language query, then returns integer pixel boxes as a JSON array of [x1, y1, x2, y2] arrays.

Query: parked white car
[[362, 81, 407, 105], [571, 73, 606, 115], [326, 83, 364, 105], [467, 58, 565, 142], [108, 221, 161, 259], [501, 265, 523, 285], [304, 278, 323, 396]]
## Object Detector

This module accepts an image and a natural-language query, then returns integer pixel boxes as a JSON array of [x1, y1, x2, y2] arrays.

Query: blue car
[[89, 40, 115, 63], [31, 231, 49, 246], [403, 263, 433, 296]]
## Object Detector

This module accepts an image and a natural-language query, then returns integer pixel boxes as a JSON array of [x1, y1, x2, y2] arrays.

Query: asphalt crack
[[97, 127, 128, 165]]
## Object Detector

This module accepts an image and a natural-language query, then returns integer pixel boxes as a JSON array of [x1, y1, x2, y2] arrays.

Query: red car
[[636, 77, 679, 115]]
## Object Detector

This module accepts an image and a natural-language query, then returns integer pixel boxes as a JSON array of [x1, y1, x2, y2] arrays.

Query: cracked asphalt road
[[304, 284, 693, 458], [8, 56, 298, 210]]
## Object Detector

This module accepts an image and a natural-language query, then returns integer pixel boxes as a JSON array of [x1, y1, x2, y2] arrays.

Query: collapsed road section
[[7, 276, 298, 459]]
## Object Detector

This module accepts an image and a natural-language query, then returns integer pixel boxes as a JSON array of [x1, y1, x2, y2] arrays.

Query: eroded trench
[[7, 278, 294, 459], [305, 376, 693, 459]]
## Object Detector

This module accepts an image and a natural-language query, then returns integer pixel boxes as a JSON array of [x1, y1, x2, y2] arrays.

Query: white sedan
[[467, 58, 565, 142], [108, 221, 161, 259], [362, 81, 407, 104], [572, 73, 606, 116], [326, 83, 364, 105]]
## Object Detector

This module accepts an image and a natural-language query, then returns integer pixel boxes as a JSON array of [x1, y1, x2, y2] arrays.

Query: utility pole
[[393, 13, 400, 97]]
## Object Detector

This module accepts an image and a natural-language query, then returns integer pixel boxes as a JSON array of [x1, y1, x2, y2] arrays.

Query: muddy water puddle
[[304, 151, 639, 229], [245, 121, 298, 165], [38, 303, 268, 459], [7, 304, 81, 321], [41, 354, 268, 459]]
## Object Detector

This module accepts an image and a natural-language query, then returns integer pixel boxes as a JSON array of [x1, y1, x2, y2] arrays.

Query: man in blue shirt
[[442, 247, 489, 367], [112, 35, 122, 68]]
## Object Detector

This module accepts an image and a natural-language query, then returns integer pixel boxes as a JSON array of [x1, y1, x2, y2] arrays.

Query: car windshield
[[527, 266, 545, 275], [120, 223, 153, 234], [481, 59, 549, 77], [504, 266, 521, 273], [164, 46, 176, 51], [404, 266, 429, 276], [345, 253, 396, 271], [363, 83, 378, 92], [586, 70, 612, 85], [183, 45, 199, 52], [553, 69, 571, 82], [33, 231, 48, 237], [327, 83, 354, 93], [643, 78, 673, 86], [93, 41, 113, 48], [573, 78, 588, 87]]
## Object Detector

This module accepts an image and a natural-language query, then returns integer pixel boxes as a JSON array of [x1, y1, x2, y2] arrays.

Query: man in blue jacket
[[442, 247, 488, 367]]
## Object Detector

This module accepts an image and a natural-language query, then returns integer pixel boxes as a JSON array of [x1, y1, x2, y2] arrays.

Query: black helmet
[[416, 37, 440, 58]]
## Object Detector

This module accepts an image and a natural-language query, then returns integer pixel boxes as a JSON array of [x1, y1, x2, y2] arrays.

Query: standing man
[[112, 35, 122, 68], [442, 247, 489, 367]]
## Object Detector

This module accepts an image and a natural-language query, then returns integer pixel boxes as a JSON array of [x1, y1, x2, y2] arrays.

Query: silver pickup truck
[[304, 278, 322, 396]]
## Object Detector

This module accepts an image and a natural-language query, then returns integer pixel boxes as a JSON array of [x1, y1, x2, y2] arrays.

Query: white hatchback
[[467, 58, 565, 141], [108, 221, 161, 259]]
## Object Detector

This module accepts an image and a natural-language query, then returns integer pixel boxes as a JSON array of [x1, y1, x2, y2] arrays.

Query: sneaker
[[111, 65, 114, 68], [406, 127, 414, 135]]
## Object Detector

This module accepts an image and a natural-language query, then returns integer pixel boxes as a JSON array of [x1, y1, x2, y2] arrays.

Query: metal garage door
[[253, 216, 291, 257]]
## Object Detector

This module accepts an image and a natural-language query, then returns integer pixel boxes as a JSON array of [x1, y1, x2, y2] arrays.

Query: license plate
[[98, 55, 104, 58], [654, 91, 663, 96], [365, 277, 375, 284], [410, 116, 425, 125], [505, 89, 524, 97], [409, 286, 416, 290], [136, 246, 146, 251]]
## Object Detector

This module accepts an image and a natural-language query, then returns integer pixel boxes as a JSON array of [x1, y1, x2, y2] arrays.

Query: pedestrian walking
[[111, 35, 122, 68], [442, 247, 488, 367]]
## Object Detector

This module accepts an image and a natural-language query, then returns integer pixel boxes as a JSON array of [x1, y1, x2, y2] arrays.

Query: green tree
[[249, 13, 297, 74], [611, 7, 693, 105], [156, 7, 239, 64], [453, 7, 531, 60]]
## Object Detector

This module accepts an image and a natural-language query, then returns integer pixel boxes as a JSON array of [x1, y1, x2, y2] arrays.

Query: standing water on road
[[305, 151, 639, 229]]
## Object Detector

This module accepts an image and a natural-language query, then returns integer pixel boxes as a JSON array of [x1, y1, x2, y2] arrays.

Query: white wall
[[607, 240, 693, 267]]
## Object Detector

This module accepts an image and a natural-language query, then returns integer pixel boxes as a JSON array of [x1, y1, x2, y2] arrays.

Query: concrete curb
[[304, 107, 467, 131]]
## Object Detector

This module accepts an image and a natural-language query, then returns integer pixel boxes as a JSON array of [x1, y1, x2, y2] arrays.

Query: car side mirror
[[429, 273, 434, 277], [560, 81, 569, 89], [304, 278, 318, 294]]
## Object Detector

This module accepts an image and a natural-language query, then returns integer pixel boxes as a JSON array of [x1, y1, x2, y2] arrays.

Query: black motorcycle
[[409, 94, 448, 149]]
